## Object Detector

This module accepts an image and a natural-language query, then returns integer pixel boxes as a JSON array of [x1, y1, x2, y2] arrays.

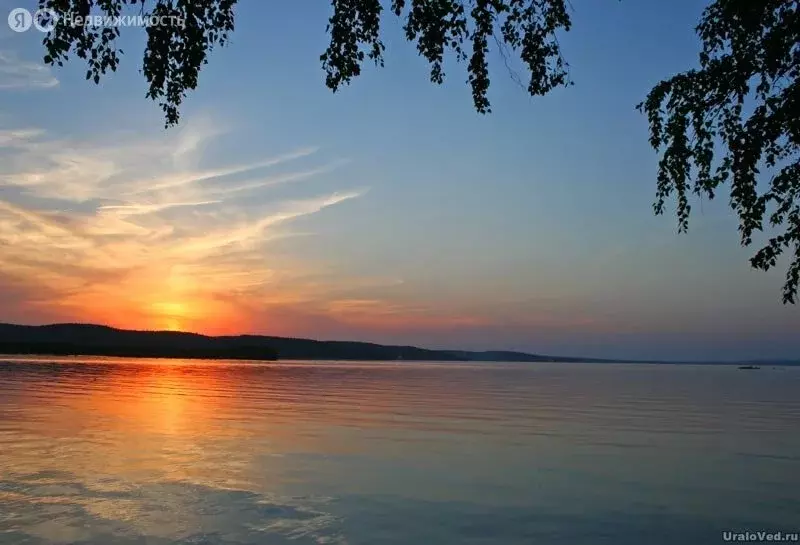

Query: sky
[[0, 0, 797, 361]]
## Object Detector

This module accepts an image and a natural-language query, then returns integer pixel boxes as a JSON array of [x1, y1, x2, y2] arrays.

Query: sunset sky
[[0, 0, 798, 361]]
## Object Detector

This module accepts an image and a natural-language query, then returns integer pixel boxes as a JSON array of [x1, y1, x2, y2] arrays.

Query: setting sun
[[152, 302, 189, 331], [163, 318, 184, 332]]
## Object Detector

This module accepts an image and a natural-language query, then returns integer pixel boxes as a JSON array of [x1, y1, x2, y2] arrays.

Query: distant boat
[[738, 365, 761, 370]]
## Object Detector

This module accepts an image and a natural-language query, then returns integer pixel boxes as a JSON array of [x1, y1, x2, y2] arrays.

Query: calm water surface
[[0, 358, 798, 544]]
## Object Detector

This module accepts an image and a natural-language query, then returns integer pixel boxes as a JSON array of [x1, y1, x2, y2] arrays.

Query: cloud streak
[[0, 117, 377, 333], [0, 109, 494, 341], [0, 52, 59, 90]]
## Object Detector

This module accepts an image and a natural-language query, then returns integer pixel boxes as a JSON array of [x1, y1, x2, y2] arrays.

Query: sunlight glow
[[0, 118, 487, 339], [163, 318, 184, 332]]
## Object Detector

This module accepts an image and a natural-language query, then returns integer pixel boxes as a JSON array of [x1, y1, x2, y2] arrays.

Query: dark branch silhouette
[[35, 0, 800, 303]]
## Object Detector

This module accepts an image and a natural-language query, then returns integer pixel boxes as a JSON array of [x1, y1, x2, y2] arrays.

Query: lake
[[0, 357, 798, 544]]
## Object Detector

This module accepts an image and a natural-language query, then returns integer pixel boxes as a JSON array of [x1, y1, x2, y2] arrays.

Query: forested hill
[[0, 323, 458, 361], [0, 322, 603, 362], [1, 323, 795, 365]]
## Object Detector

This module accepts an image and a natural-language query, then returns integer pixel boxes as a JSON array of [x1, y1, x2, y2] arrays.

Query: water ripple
[[0, 358, 798, 544]]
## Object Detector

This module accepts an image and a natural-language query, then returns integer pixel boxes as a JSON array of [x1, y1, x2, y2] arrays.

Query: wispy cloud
[[0, 118, 373, 332], [210, 160, 350, 197], [0, 51, 58, 90], [0, 112, 490, 339], [140, 149, 322, 194], [98, 200, 222, 217]]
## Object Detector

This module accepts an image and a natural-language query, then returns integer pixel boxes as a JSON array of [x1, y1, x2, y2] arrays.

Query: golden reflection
[[3, 364, 240, 483], [0, 358, 555, 543], [86, 362, 224, 438], [1, 359, 452, 497]]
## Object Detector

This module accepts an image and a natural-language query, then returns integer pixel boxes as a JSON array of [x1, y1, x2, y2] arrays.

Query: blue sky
[[0, 0, 797, 360]]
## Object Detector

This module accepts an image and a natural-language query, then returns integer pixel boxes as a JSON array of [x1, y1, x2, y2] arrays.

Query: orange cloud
[[0, 118, 571, 342], [0, 119, 371, 334]]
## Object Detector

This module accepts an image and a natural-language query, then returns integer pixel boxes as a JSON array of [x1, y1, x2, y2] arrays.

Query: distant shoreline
[[0, 342, 278, 361], [3, 354, 799, 368], [0, 322, 797, 365]]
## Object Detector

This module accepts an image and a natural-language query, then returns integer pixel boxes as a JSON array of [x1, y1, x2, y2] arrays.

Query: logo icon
[[33, 8, 57, 32], [7, 7, 32, 32]]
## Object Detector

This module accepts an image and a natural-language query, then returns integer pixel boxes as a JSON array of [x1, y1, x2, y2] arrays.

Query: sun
[[151, 301, 189, 332], [164, 318, 184, 332]]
